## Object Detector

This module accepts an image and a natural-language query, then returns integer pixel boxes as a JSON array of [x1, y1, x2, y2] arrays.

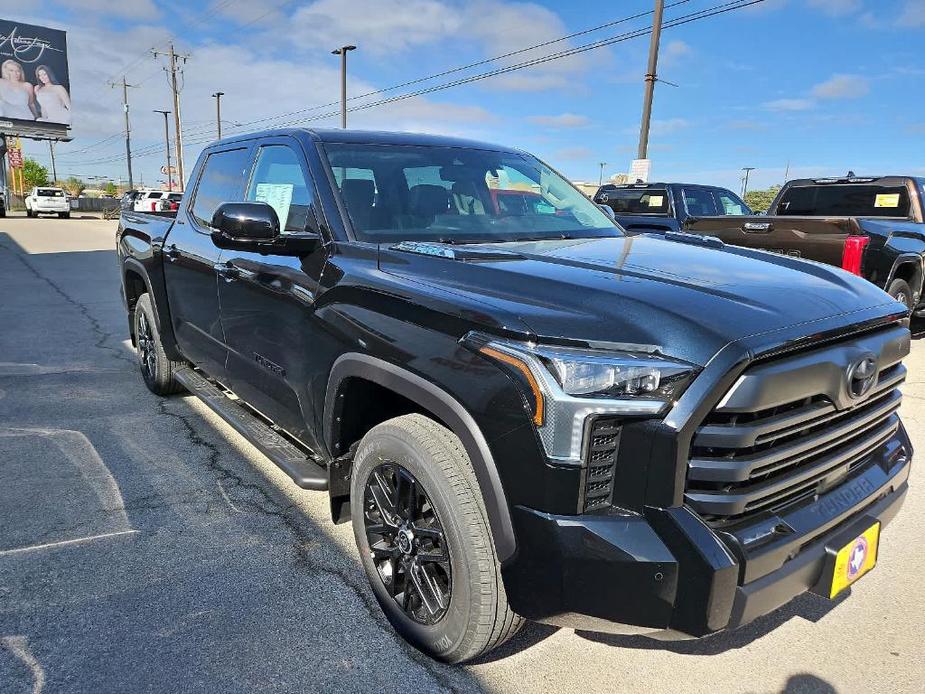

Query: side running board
[[174, 367, 328, 490]]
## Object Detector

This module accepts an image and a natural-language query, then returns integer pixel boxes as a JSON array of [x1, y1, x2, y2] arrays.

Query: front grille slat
[[688, 389, 902, 483], [685, 329, 907, 527]]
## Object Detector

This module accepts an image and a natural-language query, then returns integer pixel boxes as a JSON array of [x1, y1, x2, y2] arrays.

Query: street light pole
[[212, 91, 225, 140], [637, 0, 665, 160], [598, 162, 607, 186], [741, 167, 756, 197], [331, 45, 357, 129], [154, 109, 173, 192]]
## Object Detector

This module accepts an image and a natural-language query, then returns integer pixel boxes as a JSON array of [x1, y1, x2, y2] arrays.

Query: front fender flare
[[324, 353, 517, 563]]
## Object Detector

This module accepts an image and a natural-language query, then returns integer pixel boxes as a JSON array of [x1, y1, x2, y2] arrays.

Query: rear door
[[163, 144, 254, 380], [216, 137, 329, 448]]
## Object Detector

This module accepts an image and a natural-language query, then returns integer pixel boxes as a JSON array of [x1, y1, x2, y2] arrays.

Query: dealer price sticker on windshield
[[829, 522, 880, 598], [874, 193, 901, 208], [255, 183, 294, 227]]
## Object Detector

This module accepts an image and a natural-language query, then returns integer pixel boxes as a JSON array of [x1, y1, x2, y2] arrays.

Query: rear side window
[[596, 188, 670, 214], [190, 147, 252, 228], [681, 187, 719, 216], [714, 190, 750, 215], [38, 188, 64, 197], [245, 145, 316, 233], [776, 185, 911, 218]]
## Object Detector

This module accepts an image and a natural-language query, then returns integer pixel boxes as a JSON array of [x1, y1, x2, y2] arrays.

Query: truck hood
[[378, 235, 899, 366]]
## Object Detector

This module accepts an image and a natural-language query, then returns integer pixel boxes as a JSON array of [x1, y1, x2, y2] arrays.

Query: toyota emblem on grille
[[847, 355, 877, 399]]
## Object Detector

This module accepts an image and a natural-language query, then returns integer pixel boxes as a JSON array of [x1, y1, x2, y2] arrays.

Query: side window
[[246, 145, 316, 233], [682, 187, 719, 216], [714, 190, 749, 215], [190, 147, 252, 228]]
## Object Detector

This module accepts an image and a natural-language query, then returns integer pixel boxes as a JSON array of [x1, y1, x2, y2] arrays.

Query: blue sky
[[12, 0, 925, 192]]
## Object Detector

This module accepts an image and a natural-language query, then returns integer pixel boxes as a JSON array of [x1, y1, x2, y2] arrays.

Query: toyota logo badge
[[847, 355, 877, 399]]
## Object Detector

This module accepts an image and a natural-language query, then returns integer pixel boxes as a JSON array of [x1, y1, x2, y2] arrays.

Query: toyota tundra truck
[[685, 175, 925, 313], [117, 129, 913, 663]]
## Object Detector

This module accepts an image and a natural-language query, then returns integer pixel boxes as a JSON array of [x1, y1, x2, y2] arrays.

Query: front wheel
[[350, 414, 522, 663], [59, 211, 70, 219], [887, 278, 914, 312]]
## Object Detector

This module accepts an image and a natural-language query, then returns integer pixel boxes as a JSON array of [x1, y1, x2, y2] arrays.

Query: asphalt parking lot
[[1, 214, 923, 693]]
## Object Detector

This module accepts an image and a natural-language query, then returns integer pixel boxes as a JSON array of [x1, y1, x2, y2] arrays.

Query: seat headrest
[[409, 184, 450, 217], [341, 178, 375, 208]]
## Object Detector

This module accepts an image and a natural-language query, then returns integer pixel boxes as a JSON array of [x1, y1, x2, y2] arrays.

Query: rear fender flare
[[122, 258, 183, 361], [324, 353, 517, 563], [885, 253, 924, 304]]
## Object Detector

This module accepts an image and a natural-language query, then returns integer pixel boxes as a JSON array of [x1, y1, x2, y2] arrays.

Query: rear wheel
[[350, 414, 522, 663], [59, 211, 70, 219], [134, 293, 185, 395], [887, 278, 914, 312]]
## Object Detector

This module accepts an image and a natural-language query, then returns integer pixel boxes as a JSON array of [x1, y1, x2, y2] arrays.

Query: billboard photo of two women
[[0, 19, 71, 128]]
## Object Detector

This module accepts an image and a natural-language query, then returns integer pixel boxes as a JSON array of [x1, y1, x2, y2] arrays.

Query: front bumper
[[501, 426, 911, 637]]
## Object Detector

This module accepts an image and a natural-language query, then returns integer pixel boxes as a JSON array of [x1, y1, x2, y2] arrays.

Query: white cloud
[[528, 113, 590, 128], [898, 0, 925, 26], [661, 40, 692, 67], [55, 0, 160, 20], [811, 73, 869, 99], [553, 146, 594, 161], [650, 118, 689, 135], [763, 98, 815, 111], [807, 0, 863, 15]]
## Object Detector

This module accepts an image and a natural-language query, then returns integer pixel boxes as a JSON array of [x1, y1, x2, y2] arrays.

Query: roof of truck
[[214, 128, 519, 154]]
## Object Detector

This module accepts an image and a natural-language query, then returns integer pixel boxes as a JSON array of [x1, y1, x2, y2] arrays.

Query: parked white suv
[[25, 187, 70, 218], [133, 190, 166, 212]]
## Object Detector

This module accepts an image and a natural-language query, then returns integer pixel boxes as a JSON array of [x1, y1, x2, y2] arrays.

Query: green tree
[[64, 176, 86, 197], [744, 185, 782, 214], [104, 181, 118, 196], [21, 158, 49, 189]]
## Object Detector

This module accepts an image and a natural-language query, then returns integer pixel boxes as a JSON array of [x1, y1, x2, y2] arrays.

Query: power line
[[62, 0, 764, 167]]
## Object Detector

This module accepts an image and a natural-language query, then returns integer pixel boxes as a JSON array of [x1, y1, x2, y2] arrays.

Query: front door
[[163, 145, 253, 380], [216, 139, 328, 450]]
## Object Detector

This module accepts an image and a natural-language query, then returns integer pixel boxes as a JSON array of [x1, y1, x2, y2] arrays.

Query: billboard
[[0, 19, 70, 136]]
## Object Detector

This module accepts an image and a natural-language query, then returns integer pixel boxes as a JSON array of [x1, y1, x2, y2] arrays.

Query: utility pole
[[212, 91, 225, 140], [741, 167, 756, 197], [154, 109, 173, 192], [598, 162, 607, 186], [48, 140, 58, 183], [331, 45, 357, 129], [153, 43, 189, 190], [110, 77, 136, 190], [637, 0, 665, 160]]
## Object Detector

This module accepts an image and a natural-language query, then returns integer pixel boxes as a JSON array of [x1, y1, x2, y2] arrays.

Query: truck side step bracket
[[174, 367, 329, 491]]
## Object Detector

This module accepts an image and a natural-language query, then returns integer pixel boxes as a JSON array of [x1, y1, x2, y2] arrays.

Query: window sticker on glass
[[255, 183, 294, 226], [647, 195, 664, 207], [874, 193, 900, 208]]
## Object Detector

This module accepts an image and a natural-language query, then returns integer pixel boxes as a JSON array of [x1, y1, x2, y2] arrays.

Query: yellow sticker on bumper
[[830, 522, 880, 599]]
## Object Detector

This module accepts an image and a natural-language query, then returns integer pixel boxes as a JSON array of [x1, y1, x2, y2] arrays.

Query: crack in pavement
[[153, 395, 467, 692], [0, 240, 135, 367]]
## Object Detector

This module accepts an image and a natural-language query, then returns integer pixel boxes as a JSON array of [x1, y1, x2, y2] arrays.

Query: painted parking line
[[0, 529, 139, 558]]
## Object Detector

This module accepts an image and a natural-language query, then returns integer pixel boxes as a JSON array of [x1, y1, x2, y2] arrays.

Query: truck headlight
[[469, 335, 695, 465]]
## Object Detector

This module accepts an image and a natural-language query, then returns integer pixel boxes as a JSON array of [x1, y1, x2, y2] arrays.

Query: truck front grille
[[686, 336, 907, 527], [582, 418, 621, 512]]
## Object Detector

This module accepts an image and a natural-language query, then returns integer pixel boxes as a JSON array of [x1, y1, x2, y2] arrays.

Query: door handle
[[214, 261, 256, 282], [742, 222, 773, 233], [163, 244, 180, 261]]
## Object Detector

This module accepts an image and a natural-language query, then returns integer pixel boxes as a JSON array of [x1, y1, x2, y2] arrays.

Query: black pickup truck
[[593, 181, 751, 234], [686, 176, 925, 313], [118, 129, 913, 663]]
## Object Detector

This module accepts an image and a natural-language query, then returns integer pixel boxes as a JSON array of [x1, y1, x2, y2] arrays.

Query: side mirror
[[211, 201, 280, 242], [210, 201, 321, 256], [597, 203, 616, 221]]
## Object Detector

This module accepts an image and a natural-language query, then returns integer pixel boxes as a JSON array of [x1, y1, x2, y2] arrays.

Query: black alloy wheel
[[136, 309, 157, 383], [362, 462, 452, 626]]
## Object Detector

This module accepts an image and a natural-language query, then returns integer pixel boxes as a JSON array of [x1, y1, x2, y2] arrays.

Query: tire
[[59, 212, 70, 219], [25, 209, 33, 218], [887, 278, 914, 312], [350, 414, 523, 663], [133, 293, 186, 395]]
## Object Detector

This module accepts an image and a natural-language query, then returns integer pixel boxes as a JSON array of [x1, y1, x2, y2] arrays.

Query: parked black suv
[[118, 129, 913, 663]]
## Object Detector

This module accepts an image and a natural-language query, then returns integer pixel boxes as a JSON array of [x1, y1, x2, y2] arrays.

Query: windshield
[[776, 184, 911, 218], [323, 143, 621, 244], [597, 188, 670, 214]]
